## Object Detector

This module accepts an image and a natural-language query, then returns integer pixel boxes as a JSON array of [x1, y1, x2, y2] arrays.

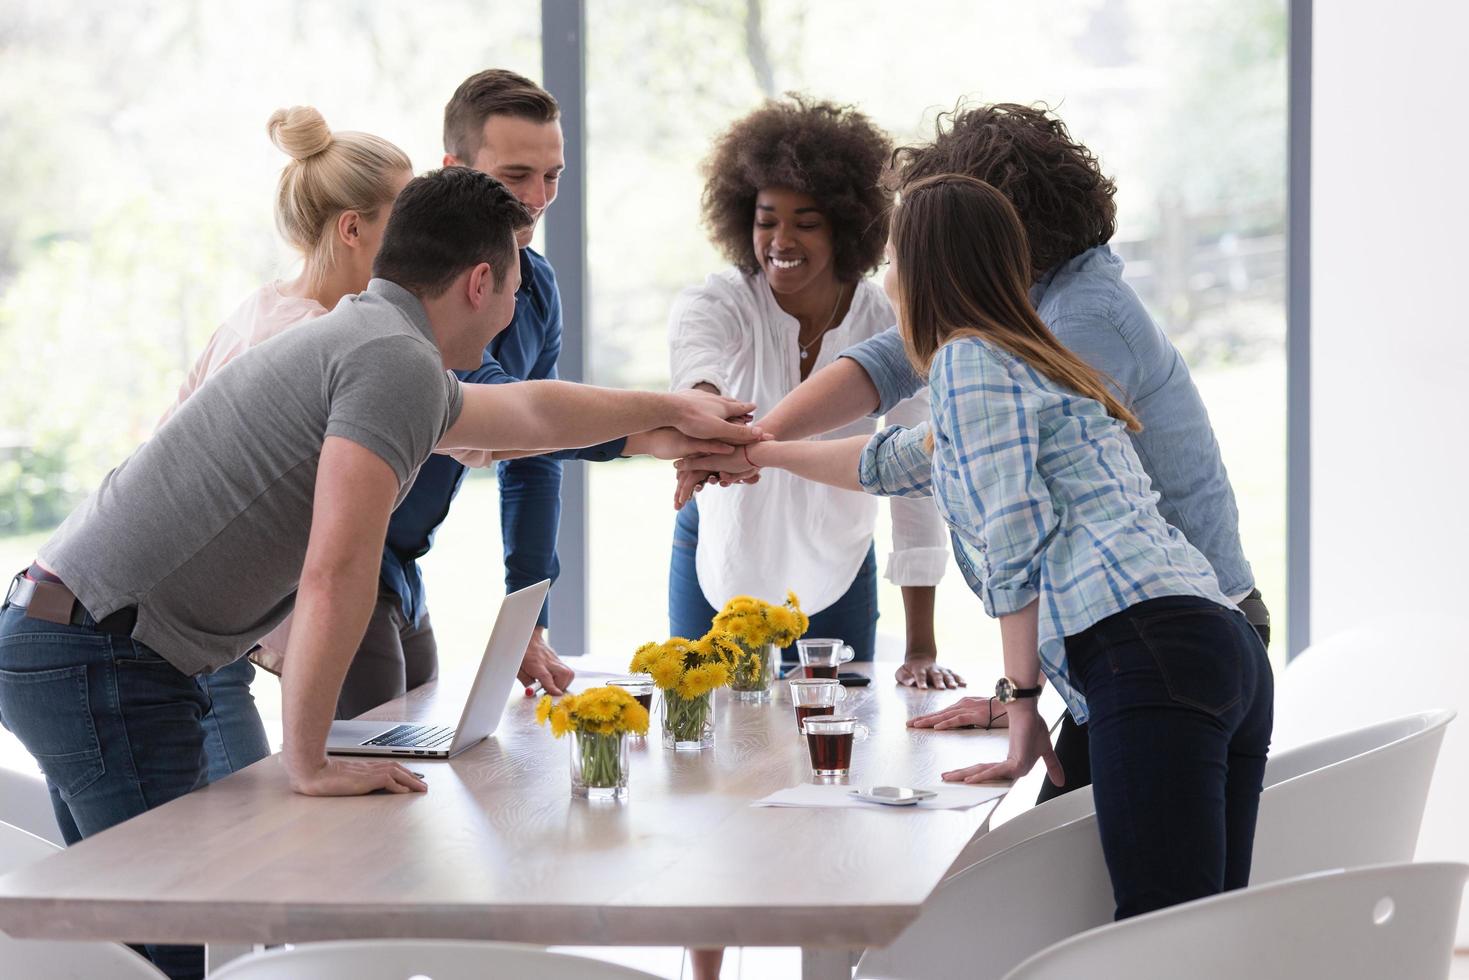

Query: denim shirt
[[380, 247, 625, 629], [840, 245, 1253, 597], [858, 338, 1232, 722]]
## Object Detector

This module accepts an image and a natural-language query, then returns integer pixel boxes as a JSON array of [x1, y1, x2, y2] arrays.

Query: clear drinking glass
[[570, 730, 630, 801], [788, 678, 844, 732], [801, 715, 866, 778], [795, 638, 855, 679]]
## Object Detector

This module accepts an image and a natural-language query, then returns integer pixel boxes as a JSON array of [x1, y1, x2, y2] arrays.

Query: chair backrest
[[1274, 615, 1469, 943], [857, 815, 1115, 980], [0, 765, 64, 845], [1252, 709, 1453, 884], [209, 940, 666, 980], [1002, 862, 1469, 980], [856, 710, 1454, 980], [0, 820, 169, 979]]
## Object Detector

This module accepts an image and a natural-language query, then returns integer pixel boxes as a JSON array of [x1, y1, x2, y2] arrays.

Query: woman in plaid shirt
[[735, 173, 1273, 920]]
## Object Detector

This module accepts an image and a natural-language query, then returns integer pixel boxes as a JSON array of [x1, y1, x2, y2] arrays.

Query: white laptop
[[325, 579, 550, 759]]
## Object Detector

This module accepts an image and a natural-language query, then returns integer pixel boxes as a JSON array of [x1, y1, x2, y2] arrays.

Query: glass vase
[[570, 730, 630, 801], [728, 640, 779, 702], [660, 689, 716, 750]]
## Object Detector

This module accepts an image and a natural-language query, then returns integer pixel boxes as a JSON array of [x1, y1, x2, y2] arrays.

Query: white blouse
[[669, 268, 948, 614]]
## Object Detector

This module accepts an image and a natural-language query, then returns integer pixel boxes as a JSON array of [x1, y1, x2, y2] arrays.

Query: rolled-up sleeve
[[881, 391, 947, 586], [838, 326, 926, 416], [932, 342, 1053, 618], [859, 422, 934, 499], [669, 282, 743, 393]]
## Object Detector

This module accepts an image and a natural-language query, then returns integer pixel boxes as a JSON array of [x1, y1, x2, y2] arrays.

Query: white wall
[[1312, 1, 1469, 632], [1311, 0, 1469, 945]]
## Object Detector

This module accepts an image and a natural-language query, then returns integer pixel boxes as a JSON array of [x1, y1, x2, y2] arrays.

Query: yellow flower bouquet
[[629, 630, 745, 749], [713, 592, 810, 701], [537, 685, 650, 800]]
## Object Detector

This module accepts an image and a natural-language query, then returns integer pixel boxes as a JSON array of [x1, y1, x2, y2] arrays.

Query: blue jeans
[[200, 657, 271, 784], [1065, 595, 1274, 920], [669, 497, 878, 662], [0, 599, 229, 980]]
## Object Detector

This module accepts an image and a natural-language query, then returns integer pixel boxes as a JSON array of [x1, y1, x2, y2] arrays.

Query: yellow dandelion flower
[[549, 703, 572, 738], [650, 651, 685, 690], [535, 694, 554, 726], [625, 701, 650, 736]]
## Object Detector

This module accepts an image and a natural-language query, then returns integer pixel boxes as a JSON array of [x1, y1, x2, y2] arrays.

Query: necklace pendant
[[800, 350, 808, 359]]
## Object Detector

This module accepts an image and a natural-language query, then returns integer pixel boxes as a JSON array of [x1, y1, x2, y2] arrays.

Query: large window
[[581, 0, 1288, 673], [0, 1, 1288, 763]]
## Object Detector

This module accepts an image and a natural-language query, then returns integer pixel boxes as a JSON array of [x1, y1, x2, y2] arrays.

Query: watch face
[[995, 677, 1015, 703]]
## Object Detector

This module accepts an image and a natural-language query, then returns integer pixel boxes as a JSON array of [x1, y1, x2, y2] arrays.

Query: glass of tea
[[608, 675, 656, 738], [801, 715, 866, 778], [788, 678, 844, 732], [795, 638, 855, 679]]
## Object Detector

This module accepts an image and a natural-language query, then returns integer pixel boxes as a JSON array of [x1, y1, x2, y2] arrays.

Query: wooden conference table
[[0, 663, 1009, 978]]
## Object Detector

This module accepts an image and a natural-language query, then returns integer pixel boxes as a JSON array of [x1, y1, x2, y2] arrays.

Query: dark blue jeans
[[1065, 595, 1273, 920], [669, 497, 878, 663], [0, 600, 215, 980]]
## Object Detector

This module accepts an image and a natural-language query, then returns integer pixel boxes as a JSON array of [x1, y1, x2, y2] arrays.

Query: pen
[[525, 680, 544, 698]]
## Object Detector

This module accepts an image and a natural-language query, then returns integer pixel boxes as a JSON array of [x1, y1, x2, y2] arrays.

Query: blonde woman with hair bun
[[155, 107, 412, 790]]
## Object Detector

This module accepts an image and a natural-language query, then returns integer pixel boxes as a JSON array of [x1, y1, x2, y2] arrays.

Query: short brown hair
[[443, 69, 559, 162], [890, 103, 1117, 279], [701, 95, 892, 283]]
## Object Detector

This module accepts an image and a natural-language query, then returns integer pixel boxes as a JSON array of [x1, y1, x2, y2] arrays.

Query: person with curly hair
[[667, 96, 952, 695], [678, 102, 1270, 804]]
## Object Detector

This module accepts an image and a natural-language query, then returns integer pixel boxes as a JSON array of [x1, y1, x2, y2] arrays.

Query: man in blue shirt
[[678, 103, 1271, 803], [339, 69, 707, 718]]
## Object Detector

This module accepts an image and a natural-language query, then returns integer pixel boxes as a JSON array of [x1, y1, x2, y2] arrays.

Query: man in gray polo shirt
[[0, 166, 753, 979]]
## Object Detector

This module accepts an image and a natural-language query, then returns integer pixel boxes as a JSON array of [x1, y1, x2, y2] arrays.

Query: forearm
[[444, 381, 679, 453], [901, 586, 938, 657], [746, 436, 869, 492], [997, 600, 1043, 687], [280, 565, 381, 773], [759, 358, 879, 440]]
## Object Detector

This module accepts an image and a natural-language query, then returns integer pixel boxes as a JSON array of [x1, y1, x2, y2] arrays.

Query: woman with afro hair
[[667, 96, 953, 687]]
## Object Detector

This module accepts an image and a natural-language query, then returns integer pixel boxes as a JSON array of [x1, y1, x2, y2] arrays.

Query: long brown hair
[[891, 173, 1140, 432]]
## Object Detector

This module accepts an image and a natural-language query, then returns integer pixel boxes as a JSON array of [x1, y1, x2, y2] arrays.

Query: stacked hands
[[666, 426, 966, 693]]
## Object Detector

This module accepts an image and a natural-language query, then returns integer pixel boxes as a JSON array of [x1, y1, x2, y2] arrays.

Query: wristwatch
[[994, 676, 1043, 703]]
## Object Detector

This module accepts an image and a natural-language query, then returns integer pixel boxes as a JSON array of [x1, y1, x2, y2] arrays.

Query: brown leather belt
[[5, 564, 137, 637]]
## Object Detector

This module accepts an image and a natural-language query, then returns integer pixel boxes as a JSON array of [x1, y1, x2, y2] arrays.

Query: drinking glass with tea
[[801, 714, 867, 778], [608, 675, 656, 738], [788, 678, 844, 732], [795, 638, 855, 679]]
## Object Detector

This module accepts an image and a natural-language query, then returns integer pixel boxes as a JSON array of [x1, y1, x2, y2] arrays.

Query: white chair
[[0, 764, 64, 845], [0, 820, 168, 979], [856, 708, 1454, 980], [1274, 614, 1469, 945], [1001, 862, 1469, 980], [209, 940, 666, 979]]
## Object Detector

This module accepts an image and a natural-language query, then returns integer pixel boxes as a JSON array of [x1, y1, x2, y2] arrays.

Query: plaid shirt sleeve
[[932, 341, 1054, 617], [858, 421, 934, 498]]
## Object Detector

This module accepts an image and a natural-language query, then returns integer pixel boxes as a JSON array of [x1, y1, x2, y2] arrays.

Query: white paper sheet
[[752, 782, 1008, 811]]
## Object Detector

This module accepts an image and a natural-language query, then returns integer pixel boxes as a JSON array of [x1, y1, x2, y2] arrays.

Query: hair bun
[[268, 106, 333, 161]]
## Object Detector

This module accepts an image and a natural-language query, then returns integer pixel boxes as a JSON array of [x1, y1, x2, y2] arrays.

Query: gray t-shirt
[[40, 279, 463, 675]]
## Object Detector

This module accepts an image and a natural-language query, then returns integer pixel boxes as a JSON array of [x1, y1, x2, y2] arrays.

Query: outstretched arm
[[440, 382, 757, 454]]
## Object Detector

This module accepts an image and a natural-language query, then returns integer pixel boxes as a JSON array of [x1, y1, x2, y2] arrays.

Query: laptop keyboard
[[362, 724, 456, 749]]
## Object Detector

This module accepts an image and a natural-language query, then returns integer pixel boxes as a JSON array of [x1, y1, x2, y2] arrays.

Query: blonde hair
[[266, 106, 412, 288]]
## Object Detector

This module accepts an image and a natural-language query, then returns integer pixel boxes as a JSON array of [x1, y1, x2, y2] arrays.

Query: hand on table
[[908, 695, 1007, 730], [519, 627, 575, 696], [939, 702, 1063, 786], [288, 757, 428, 796], [895, 655, 965, 690]]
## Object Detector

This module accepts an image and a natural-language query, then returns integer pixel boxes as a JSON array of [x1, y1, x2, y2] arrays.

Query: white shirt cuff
[[884, 546, 949, 587]]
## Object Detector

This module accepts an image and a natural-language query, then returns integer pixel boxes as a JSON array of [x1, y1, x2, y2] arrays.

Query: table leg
[[801, 946, 857, 980]]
